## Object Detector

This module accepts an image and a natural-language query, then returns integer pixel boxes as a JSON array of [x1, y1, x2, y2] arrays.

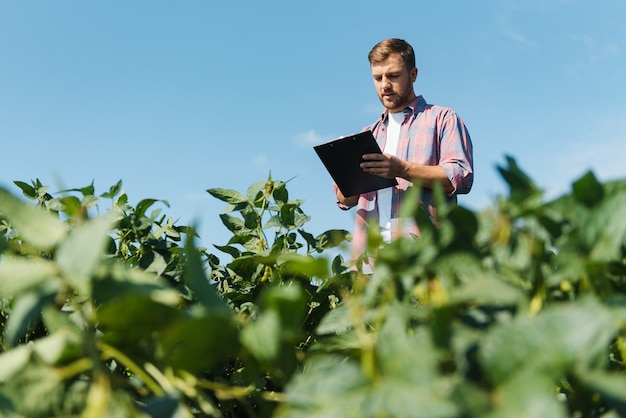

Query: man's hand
[[361, 153, 454, 193], [360, 153, 405, 179], [333, 183, 358, 209]]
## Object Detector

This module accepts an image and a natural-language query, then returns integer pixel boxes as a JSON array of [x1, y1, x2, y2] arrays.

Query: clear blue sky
[[2, 1, 625, 252]]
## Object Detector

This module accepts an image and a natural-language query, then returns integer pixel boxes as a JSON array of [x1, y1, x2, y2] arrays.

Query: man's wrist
[[337, 201, 352, 210], [336, 201, 354, 211]]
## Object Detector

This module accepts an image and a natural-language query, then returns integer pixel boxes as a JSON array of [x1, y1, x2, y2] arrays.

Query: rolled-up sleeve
[[439, 110, 474, 195]]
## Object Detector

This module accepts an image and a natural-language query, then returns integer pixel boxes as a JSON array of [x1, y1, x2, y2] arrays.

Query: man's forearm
[[401, 162, 454, 193], [333, 183, 359, 210]]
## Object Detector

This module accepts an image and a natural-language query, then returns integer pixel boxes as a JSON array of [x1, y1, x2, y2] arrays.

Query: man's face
[[371, 53, 417, 113]]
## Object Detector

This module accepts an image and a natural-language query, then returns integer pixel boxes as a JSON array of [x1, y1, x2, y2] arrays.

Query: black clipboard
[[314, 130, 398, 197]]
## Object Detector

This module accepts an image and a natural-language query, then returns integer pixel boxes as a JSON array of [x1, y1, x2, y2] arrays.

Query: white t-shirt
[[378, 111, 404, 242]]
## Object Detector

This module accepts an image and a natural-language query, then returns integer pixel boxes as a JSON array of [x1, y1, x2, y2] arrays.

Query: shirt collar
[[379, 95, 427, 123]]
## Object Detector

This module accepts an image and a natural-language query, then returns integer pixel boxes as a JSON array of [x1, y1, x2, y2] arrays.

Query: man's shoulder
[[420, 100, 457, 116], [419, 102, 464, 125]]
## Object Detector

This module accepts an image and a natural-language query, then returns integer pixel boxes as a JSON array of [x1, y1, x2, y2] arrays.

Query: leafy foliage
[[0, 161, 625, 418]]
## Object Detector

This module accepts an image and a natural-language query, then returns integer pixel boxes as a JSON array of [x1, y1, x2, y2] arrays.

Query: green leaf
[[537, 212, 564, 239], [316, 304, 352, 335], [213, 244, 242, 259], [572, 171, 604, 208], [55, 210, 119, 296], [36, 328, 82, 365], [264, 214, 282, 229], [0, 342, 32, 383], [219, 213, 245, 233], [451, 273, 524, 306], [135, 198, 160, 218], [330, 253, 350, 275], [480, 297, 618, 383], [295, 213, 311, 229], [486, 371, 567, 418], [275, 203, 309, 230], [262, 283, 308, 333], [279, 203, 297, 227], [0, 188, 67, 251], [12, 181, 36, 199], [585, 190, 626, 262], [117, 192, 128, 206], [59, 180, 95, 197], [138, 249, 168, 276], [4, 287, 56, 346], [240, 235, 263, 253], [92, 263, 180, 307], [207, 188, 248, 205], [576, 369, 626, 415], [161, 311, 239, 373], [81, 194, 99, 210], [276, 352, 458, 418], [0, 361, 65, 417], [246, 180, 268, 205], [0, 257, 59, 299], [184, 233, 231, 312], [398, 182, 423, 220], [275, 354, 369, 418], [273, 182, 289, 204], [278, 254, 329, 279], [240, 309, 282, 364], [227, 254, 268, 280], [0, 234, 8, 253], [97, 293, 180, 343], [447, 205, 479, 243], [298, 229, 317, 250], [496, 155, 542, 203], [0, 393, 15, 418], [313, 229, 352, 251], [239, 284, 309, 371], [41, 305, 82, 335], [228, 233, 258, 249], [56, 195, 82, 217], [368, 379, 459, 418], [241, 208, 260, 230], [100, 179, 123, 199], [376, 314, 439, 385]]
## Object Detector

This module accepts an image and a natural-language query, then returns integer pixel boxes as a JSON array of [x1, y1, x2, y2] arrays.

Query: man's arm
[[360, 153, 454, 193], [333, 183, 359, 210]]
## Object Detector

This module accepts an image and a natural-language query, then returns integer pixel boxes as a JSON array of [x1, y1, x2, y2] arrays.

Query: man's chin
[[380, 98, 399, 110]]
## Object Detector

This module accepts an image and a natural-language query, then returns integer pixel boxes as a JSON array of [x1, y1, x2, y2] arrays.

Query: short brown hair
[[368, 38, 416, 70]]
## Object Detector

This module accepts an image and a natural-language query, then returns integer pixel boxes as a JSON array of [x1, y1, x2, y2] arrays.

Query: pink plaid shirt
[[347, 95, 474, 261]]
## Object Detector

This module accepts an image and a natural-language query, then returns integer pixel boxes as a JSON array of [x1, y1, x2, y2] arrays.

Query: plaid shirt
[[349, 95, 474, 260]]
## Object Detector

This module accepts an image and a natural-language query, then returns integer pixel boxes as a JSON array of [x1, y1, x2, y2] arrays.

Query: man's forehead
[[371, 57, 406, 74]]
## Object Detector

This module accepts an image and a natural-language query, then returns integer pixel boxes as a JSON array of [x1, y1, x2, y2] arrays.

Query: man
[[334, 38, 474, 265]]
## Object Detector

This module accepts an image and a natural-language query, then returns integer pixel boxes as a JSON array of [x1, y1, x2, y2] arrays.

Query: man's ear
[[411, 67, 418, 82]]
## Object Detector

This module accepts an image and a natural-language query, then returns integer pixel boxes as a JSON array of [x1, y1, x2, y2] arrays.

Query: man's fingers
[[362, 153, 387, 161]]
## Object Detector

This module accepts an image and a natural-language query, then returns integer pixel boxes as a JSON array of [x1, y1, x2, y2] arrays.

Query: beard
[[378, 88, 414, 112]]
